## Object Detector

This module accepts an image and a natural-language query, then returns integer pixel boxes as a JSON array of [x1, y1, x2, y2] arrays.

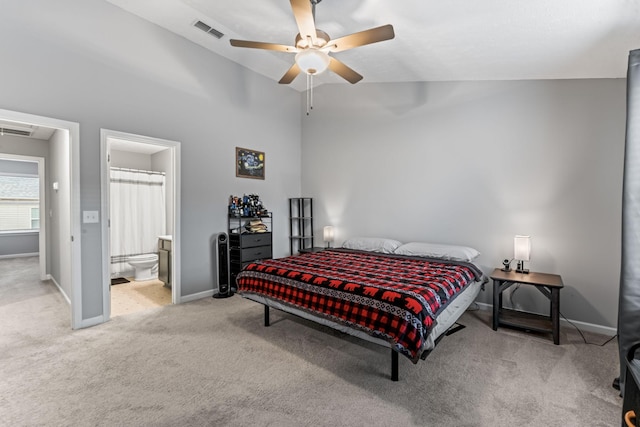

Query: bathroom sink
[[158, 235, 172, 241]]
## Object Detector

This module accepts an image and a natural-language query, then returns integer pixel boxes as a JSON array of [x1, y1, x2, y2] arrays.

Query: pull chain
[[306, 74, 314, 116]]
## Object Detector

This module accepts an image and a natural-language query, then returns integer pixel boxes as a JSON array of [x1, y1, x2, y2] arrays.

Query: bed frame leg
[[391, 350, 399, 381], [264, 305, 270, 327]]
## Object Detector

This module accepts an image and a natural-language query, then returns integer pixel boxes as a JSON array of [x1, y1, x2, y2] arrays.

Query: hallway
[[0, 256, 68, 340]]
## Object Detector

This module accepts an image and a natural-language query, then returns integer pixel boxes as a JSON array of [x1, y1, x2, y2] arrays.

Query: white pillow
[[394, 242, 480, 262], [342, 237, 403, 254]]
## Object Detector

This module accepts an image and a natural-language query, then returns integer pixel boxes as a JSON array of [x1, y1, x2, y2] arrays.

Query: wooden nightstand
[[490, 268, 564, 344]]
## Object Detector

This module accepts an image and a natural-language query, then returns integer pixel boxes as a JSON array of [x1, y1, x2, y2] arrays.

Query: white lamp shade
[[323, 226, 334, 243], [514, 235, 531, 261], [295, 49, 330, 75]]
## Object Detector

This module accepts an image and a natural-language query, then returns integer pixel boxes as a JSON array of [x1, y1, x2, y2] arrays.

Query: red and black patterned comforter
[[236, 249, 484, 362]]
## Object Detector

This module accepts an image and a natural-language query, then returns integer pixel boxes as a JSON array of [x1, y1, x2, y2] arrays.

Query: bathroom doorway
[[100, 129, 180, 319]]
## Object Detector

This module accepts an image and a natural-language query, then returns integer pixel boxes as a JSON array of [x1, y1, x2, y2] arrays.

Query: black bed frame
[[262, 304, 465, 381]]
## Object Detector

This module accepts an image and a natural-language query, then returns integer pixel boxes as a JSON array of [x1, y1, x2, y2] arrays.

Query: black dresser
[[228, 214, 272, 289]]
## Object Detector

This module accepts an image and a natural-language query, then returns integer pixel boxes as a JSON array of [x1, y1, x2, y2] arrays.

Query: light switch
[[83, 210, 99, 223]]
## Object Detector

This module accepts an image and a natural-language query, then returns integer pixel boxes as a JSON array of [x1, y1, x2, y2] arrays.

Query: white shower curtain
[[110, 168, 166, 278]]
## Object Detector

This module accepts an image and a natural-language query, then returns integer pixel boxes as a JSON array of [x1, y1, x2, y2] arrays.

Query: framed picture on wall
[[236, 147, 265, 180]]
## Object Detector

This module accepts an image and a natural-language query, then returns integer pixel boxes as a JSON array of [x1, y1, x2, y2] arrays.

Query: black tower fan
[[213, 232, 233, 298]]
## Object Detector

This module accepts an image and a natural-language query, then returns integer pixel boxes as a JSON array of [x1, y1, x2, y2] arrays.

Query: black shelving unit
[[289, 198, 314, 255], [228, 213, 273, 289]]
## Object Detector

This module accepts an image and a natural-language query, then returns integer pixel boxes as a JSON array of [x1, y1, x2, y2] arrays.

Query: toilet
[[127, 253, 159, 281]]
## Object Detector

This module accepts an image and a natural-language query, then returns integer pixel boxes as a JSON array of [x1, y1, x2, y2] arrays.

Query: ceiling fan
[[229, 0, 395, 85]]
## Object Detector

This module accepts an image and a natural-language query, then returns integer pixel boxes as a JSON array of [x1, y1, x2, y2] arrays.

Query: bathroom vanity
[[158, 235, 172, 288]]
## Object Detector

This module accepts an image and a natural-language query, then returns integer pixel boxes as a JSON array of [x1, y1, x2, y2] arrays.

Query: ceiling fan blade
[[279, 63, 301, 84], [230, 39, 297, 53], [328, 57, 363, 84], [326, 24, 395, 53], [290, 0, 318, 46]]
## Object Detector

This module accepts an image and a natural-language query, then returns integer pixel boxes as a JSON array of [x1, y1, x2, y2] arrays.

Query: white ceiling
[[100, 1, 640, 91]]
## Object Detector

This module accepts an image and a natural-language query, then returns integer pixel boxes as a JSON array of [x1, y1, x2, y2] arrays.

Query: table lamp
[[323, 226, 334, 248], [514, 235, 531, 274]]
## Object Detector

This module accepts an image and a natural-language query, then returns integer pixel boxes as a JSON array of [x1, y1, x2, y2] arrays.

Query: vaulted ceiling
[[106, 0, 640, 92]]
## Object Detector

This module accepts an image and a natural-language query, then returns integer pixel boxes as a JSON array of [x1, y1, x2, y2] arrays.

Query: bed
[[235, 239, 487, 381]]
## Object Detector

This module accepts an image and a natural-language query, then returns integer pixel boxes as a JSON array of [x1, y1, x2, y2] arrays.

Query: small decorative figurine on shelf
[[229, 194, 269, 217]]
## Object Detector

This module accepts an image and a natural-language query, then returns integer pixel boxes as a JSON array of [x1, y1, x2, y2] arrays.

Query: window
[[30, 207, 39, 230], [0, 175, 40, 232]]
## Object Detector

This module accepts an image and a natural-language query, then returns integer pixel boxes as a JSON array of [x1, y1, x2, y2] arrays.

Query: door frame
[[0, 108, 82, 329], [100, 129, 181, 319]]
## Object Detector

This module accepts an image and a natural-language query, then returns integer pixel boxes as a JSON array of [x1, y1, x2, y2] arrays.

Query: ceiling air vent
[[194, 20, 224, 39], [0, 128, 32, 137], [0, 121, 36, 137]]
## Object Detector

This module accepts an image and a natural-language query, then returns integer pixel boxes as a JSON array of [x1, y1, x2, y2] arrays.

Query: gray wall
[[151, 149, 174, 236], [0, 136, 49, 159], [1, 0, 302, 321], [0, 159, 39, 175], [0, 233, 38, 257], [0, 137, 49, 258], [110, 150, 152, 170], [302, 80, 625, 329], [48, 128, 72, 298]]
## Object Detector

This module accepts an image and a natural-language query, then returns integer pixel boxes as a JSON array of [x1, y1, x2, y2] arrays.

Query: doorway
[[0, 154, 45, 278], [0, 108, 81, 329], [100, 129, 181, 320]]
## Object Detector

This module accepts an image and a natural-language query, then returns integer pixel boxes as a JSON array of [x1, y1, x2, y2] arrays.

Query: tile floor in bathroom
[[110, 278, 171, 317]]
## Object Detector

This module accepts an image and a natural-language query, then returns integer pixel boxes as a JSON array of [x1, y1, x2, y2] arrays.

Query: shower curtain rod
[[110, 166, 165, 176]]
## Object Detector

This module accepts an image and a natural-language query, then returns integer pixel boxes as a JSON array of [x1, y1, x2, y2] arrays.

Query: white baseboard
[[474, 302, 617, 337], [179, 289, 214, 303], [51, 275, 101, 330], [49, 275, 71, 305], [0, 252, 39, 259]]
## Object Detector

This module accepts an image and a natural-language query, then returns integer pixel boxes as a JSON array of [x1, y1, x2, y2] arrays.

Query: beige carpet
[[0, 257, 623, 426], [111, 278, 171, 317]]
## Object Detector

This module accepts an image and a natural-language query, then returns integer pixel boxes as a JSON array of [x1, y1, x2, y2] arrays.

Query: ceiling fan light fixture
[[229, 0, 394, 86], [295, 48, 330, 75]]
